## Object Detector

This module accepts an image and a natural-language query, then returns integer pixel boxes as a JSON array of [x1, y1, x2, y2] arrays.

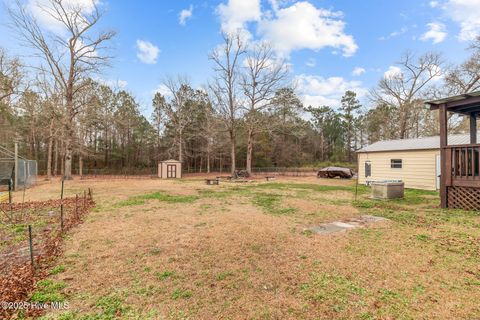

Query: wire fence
[[34, 166, 323, 181], [68, 166, 319, 176], [0, 187, 94, 319], [0, 145, 38, 189]]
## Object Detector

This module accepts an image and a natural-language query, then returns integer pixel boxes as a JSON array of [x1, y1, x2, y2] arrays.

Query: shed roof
[[160, 159, 182, 163], [357, 134, 478, 153]]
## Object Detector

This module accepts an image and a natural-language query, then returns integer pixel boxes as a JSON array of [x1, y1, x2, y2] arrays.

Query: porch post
[[470, 113, 477, 144], [439, 104, 448, 208]]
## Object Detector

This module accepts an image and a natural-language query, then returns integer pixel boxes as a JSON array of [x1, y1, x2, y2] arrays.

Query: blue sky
[[1, 0, 479, 115]]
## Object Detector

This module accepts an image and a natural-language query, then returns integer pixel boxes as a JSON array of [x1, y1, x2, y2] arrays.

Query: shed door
[[167, 164, 177, 178], [435, 154, 441, 190]]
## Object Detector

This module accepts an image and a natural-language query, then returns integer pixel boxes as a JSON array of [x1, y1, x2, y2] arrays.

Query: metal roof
[[425, 91, 480, 106], [357, 134, 478, 153]]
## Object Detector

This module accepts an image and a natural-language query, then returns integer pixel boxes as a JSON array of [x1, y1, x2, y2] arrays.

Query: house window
[[391, 159, 402, 169], [365, 161, 371, 177]]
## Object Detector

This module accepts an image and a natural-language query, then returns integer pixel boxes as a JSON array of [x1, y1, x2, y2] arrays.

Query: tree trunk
[[246, 128, 254, 174], [60, 143, 65, 177], [53, 138, 58, 176], [79, 155, 83, 177], [64, 138, 73, 179], [229, 130, 236, 175], [46, 121, 54, 181], [207, 147, 211, 173], [64, 53, 75, 180], [178, 133, 183, 163]]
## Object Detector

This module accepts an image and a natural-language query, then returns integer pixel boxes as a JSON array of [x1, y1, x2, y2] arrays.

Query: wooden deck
[[427, 93, 480, 210]]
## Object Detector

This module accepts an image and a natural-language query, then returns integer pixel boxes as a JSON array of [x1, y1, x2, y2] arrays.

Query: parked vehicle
[[317, 166, 354, 179]]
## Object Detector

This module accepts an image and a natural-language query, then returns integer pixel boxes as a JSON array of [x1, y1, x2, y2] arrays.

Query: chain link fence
[[0, 145, 37, 190]]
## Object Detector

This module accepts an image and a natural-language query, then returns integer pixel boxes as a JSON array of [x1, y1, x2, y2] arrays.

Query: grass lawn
[[16, 176, 480, 319]]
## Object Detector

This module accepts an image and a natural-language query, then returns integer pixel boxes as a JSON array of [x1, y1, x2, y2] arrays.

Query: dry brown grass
[[14, 176, 480, 319]]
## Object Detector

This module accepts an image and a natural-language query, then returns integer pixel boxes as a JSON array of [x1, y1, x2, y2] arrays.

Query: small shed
[[158, 159, 182, 179]]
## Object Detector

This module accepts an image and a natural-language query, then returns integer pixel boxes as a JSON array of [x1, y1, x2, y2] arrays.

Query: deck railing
[[445, 144, 480, 187]]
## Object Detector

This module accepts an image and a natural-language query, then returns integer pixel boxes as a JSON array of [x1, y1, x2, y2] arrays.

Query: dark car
[[317, 166, 354, 179]]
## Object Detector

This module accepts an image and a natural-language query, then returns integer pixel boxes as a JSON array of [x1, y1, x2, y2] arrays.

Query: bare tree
[[0, 48, 23, 103], [209, 33, 246, 174], [8, 0, 115, 179], [241, 42, 287, 174], [0, 48, 24, 143], [153, 76, 197, 163], [444, 36, 480, 94], [370, 52, 443, 139]]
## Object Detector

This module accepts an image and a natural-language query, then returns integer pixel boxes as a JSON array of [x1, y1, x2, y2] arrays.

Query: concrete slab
[[306, 215, 389, 235], [331, 221, 357, 228]]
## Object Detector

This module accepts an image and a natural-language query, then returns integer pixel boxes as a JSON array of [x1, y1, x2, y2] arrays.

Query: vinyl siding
[[357, 149, 440, 190]]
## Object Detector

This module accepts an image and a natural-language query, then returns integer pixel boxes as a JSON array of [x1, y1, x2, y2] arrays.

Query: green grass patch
[[115, 191, 198, 207], [137, 191, 198, 203], [300, 272, 367, 313], [252, 193, 296, 215], [115, 198, 146, 207], [415, 234, 430, 242], [155, 270, 174, 280], [49, 265, 66, 275], [30, 279, 67, 303], [252, 182, 355, 193], [171, 288, 192, 300], [216, 271, 235, 281], [93, 293, 131, 318]]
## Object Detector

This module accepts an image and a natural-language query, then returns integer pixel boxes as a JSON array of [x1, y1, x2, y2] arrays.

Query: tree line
[[1, 0, 480, 178]]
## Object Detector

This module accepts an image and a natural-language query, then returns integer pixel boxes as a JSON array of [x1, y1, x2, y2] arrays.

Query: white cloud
[[136, 40, 160, 64], [27, 0, 99, 34], [352, 67, 365, 76], [179, 5, 193, 25], [152, 84, 172, 98], [443, 0, 480, 41], [429, 1, 439, 8], [74, 38, 98, 59], [258, 1, 357, 57], [215, 0, 357, 57], [420, 22, 447, 44], [216, 0, 261, 38], [294, 74, 367, 107], [379, 26, 408, 41], [384, 66, 402, 79], [305, 58, 316, 67], [429, 64, 445, 82]]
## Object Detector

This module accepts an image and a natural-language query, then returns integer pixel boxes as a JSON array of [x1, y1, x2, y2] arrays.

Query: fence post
[[20, 183, 26, 219], [60, 178, 64, 232], [8, 179, 12, 203], [28, 225, 34, 270], [8, 179, 12, 211], [14, 143, 18, 191], [75, 194, 78, 218], [354, 177, 359, 202]]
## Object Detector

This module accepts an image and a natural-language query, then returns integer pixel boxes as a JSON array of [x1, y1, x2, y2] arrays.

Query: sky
[[0, 0, 479, 116]]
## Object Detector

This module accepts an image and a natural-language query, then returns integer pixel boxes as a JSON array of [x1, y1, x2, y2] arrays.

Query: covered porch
[[426, 92, 480, 211]]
